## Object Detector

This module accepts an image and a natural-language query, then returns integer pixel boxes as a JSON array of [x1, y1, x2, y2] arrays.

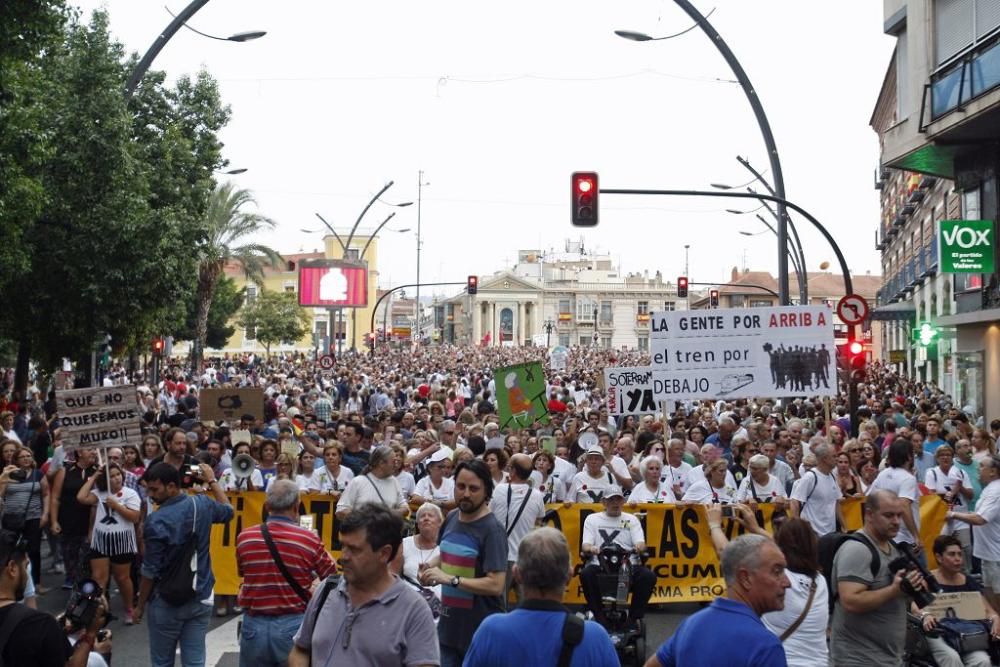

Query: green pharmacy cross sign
[[912, 322, 939, 347], [939, 220, 996, 273]]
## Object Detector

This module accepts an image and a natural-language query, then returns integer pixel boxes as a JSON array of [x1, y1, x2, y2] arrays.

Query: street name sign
[[939, 220, 995, 273], [56, 385, 143, 450]]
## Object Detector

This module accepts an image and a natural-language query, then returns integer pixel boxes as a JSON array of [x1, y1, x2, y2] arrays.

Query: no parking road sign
[[836, 294, 869, 325]]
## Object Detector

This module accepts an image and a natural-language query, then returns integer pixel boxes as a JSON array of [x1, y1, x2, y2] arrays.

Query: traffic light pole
[[369, 282, 466, 358], [688, 281, 779, 298]]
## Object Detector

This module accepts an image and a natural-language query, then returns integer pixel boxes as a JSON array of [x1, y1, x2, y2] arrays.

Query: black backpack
[[818, 532, 882, 613]]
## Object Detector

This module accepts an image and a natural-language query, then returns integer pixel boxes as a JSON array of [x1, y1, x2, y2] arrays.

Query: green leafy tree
[[194, 183, 281, 366], [171, 276, 245, 350], [237, 290, 311, 358]]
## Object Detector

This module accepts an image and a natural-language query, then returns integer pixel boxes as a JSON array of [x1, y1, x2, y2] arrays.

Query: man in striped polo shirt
[[236, 479, 337, 667]]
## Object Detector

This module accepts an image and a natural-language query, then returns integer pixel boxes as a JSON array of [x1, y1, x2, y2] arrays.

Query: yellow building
[[218, 232, 382, 356]]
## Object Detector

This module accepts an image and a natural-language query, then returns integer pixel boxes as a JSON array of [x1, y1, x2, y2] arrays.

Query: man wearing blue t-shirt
[[647, 534, 789, 667], [464, 527, 617, 667]]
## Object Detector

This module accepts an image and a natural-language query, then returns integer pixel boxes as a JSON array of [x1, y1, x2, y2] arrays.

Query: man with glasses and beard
[[420, 459, 506, 667]]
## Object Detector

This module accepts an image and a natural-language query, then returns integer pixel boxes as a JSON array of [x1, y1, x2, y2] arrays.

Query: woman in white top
[[410, 451, 457, 513], [336, 446, 408, 519], [532, 451, 565, 503], [219, 442, 265, 491], [392, 502, 443, 601], [628, 455, 677, 504], [484, 449, 509, 486], [391, 444, 416, 501], [295, 450, 316, 491], [682, 458, 737, 504], [925, 444, 973, 537], [76, 463, 141, 625], [308, 442, 354, 496], [735, 454, 788, 509]]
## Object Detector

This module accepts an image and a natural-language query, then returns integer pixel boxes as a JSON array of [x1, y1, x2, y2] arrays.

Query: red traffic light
[[709, 289, 719, 308], [847, 340, 864, 356], [152, 338, 164, 353], [467, 275, 478, 294], [571, 171, 599, 226], [677, 276, 689, 298]]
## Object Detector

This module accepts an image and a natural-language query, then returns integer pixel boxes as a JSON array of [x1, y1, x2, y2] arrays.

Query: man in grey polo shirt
[[289, 503, 438, 667]]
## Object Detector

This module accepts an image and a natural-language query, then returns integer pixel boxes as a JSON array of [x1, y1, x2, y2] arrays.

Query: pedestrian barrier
[[208, 492, 948, 601]]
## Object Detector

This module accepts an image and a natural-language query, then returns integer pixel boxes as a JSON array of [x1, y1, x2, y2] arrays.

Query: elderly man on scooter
[[579, 485, 657, 632]]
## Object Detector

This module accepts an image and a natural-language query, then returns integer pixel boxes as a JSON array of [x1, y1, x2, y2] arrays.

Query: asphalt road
[[33, 544, 696, 666]]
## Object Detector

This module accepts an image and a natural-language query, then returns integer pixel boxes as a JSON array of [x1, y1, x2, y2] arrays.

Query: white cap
[[584, 443, 606, 459], [603, 485, 625, 499]]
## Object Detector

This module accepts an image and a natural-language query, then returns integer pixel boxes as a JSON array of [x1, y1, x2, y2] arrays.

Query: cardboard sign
[[923, 591, 986, 620], [55, 386, 143, 450], [199, 387, 264, 423], [494, 361, 549, 429]]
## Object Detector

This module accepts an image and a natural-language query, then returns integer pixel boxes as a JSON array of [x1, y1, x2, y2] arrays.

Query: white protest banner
[[55, 385, 143, 450], [649, 306, 836, 401], [604, 367, 659, 416]]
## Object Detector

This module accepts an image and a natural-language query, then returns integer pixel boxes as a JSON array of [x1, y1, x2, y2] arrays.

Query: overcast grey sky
[[77, 0, 895, 298]]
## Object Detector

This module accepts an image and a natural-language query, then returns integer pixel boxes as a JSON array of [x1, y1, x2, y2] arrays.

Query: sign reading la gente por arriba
[[939, 220, 995, 273]]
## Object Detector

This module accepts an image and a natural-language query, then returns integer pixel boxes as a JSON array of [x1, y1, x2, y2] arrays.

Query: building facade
[[875, 0, 1000, 423], [440, 245, 696, 351]]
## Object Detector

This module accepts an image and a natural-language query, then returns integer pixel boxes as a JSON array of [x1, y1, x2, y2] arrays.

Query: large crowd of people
[[0, 343, 998, 666]]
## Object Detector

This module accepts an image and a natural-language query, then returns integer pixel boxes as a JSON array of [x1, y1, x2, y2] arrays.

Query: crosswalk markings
[[205, 615, 242, 666]]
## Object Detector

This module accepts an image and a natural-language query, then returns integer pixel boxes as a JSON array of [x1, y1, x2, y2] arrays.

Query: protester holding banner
[[790, 442, 844, 537], [570, 445, 618, 503], [75, 463, 141, 625], [335, 446, 408, 519], [628, 455, 676, 504], [410, 449, 456, 512], [307, 442, 353, 495], [682, 459, 737, 505], [530, 451, 566, 503], [735, 455, 788, 510], [219, 442, 263, 492]]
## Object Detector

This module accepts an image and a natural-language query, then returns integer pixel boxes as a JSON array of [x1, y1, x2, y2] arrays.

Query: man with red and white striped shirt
[[236, 479, 337, 667]]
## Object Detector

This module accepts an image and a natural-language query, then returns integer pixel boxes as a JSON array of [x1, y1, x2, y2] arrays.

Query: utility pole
[[414, 170, 429, 343]]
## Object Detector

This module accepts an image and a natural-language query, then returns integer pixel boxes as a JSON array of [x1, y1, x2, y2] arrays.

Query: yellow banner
[[208, 493, 949, 599]]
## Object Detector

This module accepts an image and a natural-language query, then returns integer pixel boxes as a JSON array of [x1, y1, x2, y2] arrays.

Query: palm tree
[[194, 183, 282, 366]]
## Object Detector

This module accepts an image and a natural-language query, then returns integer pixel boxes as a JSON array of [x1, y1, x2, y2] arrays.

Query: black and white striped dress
[[90, 487, 140, 557]]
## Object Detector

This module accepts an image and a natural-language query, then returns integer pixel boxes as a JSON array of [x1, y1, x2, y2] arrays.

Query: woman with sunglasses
[[835, 452, 864, 498], [729, 438, 758, 486]]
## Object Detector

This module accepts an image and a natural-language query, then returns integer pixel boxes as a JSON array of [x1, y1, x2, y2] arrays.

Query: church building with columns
[[436, 242, 691, 350]]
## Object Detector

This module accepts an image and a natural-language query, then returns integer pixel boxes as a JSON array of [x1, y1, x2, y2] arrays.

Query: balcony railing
[[928, 32, 1000, 124]]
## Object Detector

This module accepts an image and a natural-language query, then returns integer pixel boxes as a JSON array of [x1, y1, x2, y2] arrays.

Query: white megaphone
[[231, 453, 256, 480]]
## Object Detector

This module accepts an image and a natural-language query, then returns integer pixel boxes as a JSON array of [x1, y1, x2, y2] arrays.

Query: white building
[[438, 242, 696, 350]]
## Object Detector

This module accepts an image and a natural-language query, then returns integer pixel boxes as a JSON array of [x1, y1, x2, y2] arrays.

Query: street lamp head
[[739, 231, 753, 236], [710, 183, 733, 190], [395, 228, 412, 233], [227, 30, 266, 42], [726, 209, 746, 215], [615, 29, 654, 41], [222, 168, 247, 175]]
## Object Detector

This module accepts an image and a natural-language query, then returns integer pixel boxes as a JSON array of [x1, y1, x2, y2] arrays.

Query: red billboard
[[298, 260, 369, 308]]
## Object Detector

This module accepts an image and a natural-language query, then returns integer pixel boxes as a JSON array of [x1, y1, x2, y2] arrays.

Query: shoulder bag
[[504, 484, 533, 538], [156, 496, 199, 606], [1, 477, 37, 532], [260, 522, 310, 603], [519, 599, 584, 667], [778, 575, 817, 641]]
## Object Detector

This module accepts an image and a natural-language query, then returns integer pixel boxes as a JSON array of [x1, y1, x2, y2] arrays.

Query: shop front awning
[[870, 301, 917, 322]]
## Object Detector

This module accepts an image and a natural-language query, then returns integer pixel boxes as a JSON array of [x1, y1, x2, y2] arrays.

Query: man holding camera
[[830, 489, 928, 666], [0, 529, 109, 666]]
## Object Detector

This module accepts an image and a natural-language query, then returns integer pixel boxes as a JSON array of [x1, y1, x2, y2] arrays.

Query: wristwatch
[[450, 575, 460, 587]]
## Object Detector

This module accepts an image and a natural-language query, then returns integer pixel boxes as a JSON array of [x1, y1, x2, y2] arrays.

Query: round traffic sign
[[319, 354, 335, 370], [836, 294, 869, 325]]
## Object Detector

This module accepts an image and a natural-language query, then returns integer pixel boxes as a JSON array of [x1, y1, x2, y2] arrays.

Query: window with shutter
[[976, 0, 1000, 38], [936, 0, 975, 65]]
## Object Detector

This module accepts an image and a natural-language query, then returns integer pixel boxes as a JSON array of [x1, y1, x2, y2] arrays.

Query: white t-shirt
[[866, 466, 919, 544], [974, 480, 1000, 561], [219, 467, 265, 492], [90, 487, 141, 556], [294, 473, 312, 492], [661, 461, 693, 496], [682, 479, 737, 504], [628, 481, 676, 504], [337, 473, 407, 513], [925, 465, 970, 535], [609, 455, 632, 483], [396, 471, 416, 499], [762, 570, 829, 667], [552, 457, 577, 495], [401, 535, 440, 599], [791, 469, 843, 537], [308, 466, 354, 493], [581, 511, 645, 565], [490, 483, 547, 560], [736, 473, 788, 504], [687, 464, 737, 491], [534, 472, 566, 503], [413, 475, 455, 504], [571, 469, 618, 503]]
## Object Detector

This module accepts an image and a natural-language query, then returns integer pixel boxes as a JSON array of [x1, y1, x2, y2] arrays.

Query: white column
[[517, 302, 525, 345], [472, 299, 481, 342]]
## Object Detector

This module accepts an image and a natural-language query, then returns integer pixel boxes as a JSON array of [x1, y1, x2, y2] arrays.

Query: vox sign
[[939, 220, 995, 273]]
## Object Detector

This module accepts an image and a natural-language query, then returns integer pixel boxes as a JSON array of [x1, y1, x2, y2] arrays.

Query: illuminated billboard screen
[[298, 260, 368, 308]]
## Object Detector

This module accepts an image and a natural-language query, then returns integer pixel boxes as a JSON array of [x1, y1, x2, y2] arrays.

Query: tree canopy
[[237, 291, 311, 358]]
